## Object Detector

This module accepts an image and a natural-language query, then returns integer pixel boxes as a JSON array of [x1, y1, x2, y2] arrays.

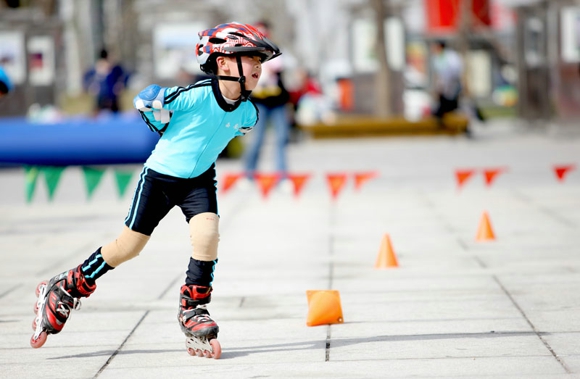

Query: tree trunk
[[371, 0, 392, 118]]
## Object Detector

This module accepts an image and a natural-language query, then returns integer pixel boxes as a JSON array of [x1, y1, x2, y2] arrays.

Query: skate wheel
[[35, 281, 47, 297], [33, 301, 39, 314], [30, 331, 47, 348], [195, 349, 203, 357], [32, 318, 37, 331], [186, 347, 195, 356], [209, 339, 221, 359]]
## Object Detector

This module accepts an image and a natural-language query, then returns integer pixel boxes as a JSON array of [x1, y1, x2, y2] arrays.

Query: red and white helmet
[[196, 22, 281, 74]]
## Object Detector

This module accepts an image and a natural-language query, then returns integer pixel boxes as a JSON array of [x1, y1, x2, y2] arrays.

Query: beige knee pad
[[190, 212, 220, 261], [101, 226, 150, 267]]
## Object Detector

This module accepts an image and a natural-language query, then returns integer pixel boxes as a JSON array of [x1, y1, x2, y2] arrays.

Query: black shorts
[[124, 164, 218, 236]]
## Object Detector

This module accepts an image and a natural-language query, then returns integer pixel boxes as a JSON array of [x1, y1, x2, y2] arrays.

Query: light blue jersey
[[140, 79, 257, 178]]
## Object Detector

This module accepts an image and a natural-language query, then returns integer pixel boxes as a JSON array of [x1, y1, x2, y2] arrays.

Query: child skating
[[31, 22, 281, 359]]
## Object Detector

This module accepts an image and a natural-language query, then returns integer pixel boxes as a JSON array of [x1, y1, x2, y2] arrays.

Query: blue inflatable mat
[[0, 115, 159, 166]]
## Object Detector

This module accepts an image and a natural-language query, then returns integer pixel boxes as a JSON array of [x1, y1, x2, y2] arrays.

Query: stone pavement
[[1, 121, 579, 378]]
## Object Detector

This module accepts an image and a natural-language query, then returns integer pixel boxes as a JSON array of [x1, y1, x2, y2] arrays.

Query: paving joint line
[[93, 310, 150, 378], [492, 276, 572, 374]]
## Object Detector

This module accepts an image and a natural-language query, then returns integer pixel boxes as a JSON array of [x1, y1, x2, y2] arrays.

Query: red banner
[[425, 0, 491, 34]]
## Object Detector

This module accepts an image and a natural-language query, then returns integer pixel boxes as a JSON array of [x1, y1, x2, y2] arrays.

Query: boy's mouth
[[251, 73, 259, 79]]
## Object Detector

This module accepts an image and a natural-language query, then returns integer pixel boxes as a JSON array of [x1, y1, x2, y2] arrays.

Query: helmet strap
[[214, 55, 251, 101]]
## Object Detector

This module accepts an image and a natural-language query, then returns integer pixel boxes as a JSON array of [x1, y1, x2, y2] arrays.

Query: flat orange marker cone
[[255, 173, 280, 199], [455, 169, 475, 190], [306, 290, 344, 327], [375, 233, 399, 268], [353, 171, 378, 191], [288, 173, 311, 199], [476, 211, 496, 241], [326, 173, 348, 200], [553, 164, 576, 182], [483, 168, 507, 188], [221, 173, 243, 194]]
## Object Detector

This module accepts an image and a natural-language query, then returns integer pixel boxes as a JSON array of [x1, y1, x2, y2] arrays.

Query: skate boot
[[31, 265, 96, 348], [178, 284, 221, 359]]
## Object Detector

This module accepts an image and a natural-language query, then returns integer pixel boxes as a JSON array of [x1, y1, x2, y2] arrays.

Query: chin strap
[[214, 56, 252, 101]]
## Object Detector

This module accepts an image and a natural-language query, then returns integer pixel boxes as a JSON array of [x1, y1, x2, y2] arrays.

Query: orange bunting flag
[[288, 173, 311, 198], [221, 173, 243, 194], [255, 173, 280, 199], [483, 168, 506, 188], [326, 173, 348, 200], [455, 169, 475, 189], [353, 171, 378, 191], [553, 164, 576, 182]]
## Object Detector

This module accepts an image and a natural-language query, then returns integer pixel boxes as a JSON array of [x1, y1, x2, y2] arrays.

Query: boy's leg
[[271, 104, 290, 177], [178, 213, 220, 337], [177, 168, 220, 338], [32, 168, 170, 348]]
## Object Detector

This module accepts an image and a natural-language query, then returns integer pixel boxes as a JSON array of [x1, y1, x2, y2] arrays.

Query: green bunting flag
[[82, 166, 106, 200], [24, 166, 40, 203], [114, 169, 134, 198], [41, 166, 65, 201]]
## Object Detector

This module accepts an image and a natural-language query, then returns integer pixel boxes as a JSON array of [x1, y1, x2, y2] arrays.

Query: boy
[[31, 22, 281, 359]]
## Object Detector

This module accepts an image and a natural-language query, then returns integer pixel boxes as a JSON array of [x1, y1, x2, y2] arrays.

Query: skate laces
[[57, 286, 83, 311], [183, 305, 212, 324]]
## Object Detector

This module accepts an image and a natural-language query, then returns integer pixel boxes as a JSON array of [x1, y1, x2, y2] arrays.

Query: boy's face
[[219, 55, 262, 91]]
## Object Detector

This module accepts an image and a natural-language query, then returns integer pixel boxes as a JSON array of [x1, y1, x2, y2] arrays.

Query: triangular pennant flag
[[24, 166, 40, 203], [114, 169, 134, 198], [41, 166, 65, 201], [306, 290, 344, 327], [288, 173, 311, 199], [553, 164, 576, 182], [455, 169, 475, 189], [326, 173, 348, 200], [220, 173, 243, 194], [255, 173, 279, 199], [82, 166, 106, 200], [353, 171, 378, 191], [483, 168, 506, 187]]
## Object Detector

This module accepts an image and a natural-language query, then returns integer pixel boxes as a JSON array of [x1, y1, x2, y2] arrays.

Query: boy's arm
[[138, 110, 169, 136], [134, 84, 197, 111], [133, 84, 171, 135]]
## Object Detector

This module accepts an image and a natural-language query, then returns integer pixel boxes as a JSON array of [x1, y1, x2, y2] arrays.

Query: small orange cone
[[476, 211, 496, 241], [306, 290, 344, 327], [375, 233, 399, 269]]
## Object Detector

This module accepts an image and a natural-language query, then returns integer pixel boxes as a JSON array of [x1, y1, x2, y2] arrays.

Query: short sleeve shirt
[[144, 79, 258, 178]]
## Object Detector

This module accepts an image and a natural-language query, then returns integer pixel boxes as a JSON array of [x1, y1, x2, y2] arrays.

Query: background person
[[244, 20, 291, 183]]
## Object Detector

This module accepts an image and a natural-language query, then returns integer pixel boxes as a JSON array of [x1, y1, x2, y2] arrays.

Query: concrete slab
[[1, 123, 579, 378]]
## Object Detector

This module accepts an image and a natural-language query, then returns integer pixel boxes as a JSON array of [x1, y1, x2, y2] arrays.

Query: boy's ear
[[216, 56, 229, 73]]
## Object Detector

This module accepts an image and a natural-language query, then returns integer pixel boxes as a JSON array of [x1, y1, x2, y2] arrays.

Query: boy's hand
[[153, 109, 172, 123], [133, 84, 165, 111]]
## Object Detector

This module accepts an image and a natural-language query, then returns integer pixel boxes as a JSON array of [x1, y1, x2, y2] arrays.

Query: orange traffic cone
[[306, 290, 344, 327], [375, 233, 399, 269], [476, 211, 496, 241]]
